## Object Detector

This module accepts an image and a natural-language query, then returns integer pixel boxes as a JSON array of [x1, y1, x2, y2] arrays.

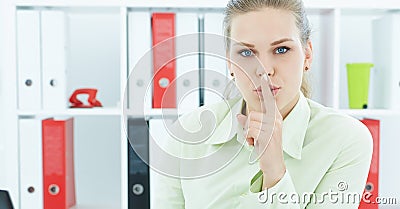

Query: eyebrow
[[233, 42, 255, 48], [233, 38, 294, 48], [270, 38, 294, 46]]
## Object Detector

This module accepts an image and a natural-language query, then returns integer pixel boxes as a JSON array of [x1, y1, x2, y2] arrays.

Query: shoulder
[[152, 100, 234, 158], [305, 99, 373, 154], [174, 97, 242, 130], [164, 97, 242, 158]]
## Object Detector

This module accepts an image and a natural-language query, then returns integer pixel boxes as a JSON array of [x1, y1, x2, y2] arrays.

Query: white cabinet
[[2, 0, 400, 208], [14, 6, 124, 209], [371, 13, 400, 110]]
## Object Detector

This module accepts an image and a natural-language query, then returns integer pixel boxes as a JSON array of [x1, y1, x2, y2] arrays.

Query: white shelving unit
[[339, 109, 400, 118], [2, 0, 399, 208], [17, 108, 122, 117], [11, 0, 400, 9]]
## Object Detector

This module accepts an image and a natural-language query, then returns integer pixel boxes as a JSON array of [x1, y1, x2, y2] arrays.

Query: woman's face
[[227, 7, 312, 118]]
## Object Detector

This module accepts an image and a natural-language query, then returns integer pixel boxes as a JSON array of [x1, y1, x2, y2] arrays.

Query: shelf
[[17, 108, 195, 119], [304, 0, 400, 10], [15, 0, 123, 7], [126, 0, 227, 9], [126, 108, 182, 120], [18, 108, 400, 118], [70, 204, 120, 209], [18, 107, 122, 116], [339, 109, 400, 117], [14, 0, 400, 10]]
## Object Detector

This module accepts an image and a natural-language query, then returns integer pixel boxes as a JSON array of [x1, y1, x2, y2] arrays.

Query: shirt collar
[[280, 92, 310, 159], [204, 92, 310, 160]]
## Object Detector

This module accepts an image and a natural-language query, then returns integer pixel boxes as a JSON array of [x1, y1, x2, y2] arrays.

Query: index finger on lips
[[260, 74, 277, 117]]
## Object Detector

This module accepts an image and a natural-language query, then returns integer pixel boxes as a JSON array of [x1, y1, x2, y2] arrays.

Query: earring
[[305, 66, 309, 71], [230, 72, 235, 81]]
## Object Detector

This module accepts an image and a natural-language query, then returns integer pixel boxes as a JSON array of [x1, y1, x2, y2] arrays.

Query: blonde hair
[[223, 0, 312, 99]]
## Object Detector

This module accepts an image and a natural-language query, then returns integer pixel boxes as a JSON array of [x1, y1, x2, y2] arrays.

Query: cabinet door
[[128, 12, 152, 115], [19, 118, 43, 209], [17, 10, 42, 110], [176, 12, 200, 114], [203, 13, 230, 105], [41, 11, 67, 110], [372, 13, 400, 110]]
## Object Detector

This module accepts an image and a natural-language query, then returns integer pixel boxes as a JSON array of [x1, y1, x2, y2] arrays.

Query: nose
[[256, 63, 274, 77]]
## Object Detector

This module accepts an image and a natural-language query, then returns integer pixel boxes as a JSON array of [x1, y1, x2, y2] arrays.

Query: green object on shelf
[[346, 63, 373, 109]]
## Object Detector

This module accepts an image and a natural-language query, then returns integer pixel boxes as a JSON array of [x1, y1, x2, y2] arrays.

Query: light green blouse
[[151, 91, 373, 209]]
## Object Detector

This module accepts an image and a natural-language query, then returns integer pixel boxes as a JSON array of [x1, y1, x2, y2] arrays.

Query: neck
[[280, 93, 300, 119]]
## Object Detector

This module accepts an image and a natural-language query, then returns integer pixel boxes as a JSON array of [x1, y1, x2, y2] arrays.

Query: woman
[[151, 0, 372, 208]]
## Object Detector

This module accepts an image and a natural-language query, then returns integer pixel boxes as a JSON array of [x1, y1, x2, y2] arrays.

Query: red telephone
[[69, 88, 103, 108]]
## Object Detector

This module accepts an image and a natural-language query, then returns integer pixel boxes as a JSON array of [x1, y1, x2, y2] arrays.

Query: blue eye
[[275, 47, 290, 54], [239, 49, 254, 57]]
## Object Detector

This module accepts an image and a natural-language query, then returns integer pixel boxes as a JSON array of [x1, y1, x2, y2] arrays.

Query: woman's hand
[[237, 74, 286, 189]]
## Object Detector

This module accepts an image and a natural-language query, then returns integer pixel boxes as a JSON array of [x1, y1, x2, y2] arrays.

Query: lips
[[253, 85, 281, 96]]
